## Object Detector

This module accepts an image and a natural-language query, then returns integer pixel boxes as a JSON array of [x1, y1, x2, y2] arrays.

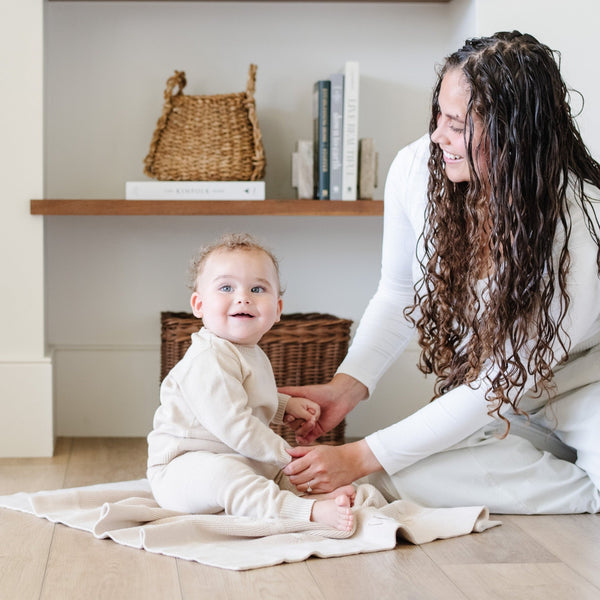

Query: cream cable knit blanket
[[0, 479, 500, 571]]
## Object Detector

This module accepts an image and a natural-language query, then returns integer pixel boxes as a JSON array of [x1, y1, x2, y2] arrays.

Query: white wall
[[46, 0, 472, 438], [475, 0, 600, 159], [43, 0, 600, 442], [0, 0, 53, 456]]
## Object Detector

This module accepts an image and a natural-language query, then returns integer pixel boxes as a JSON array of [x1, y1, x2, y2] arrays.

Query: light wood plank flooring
[[1, 437, 598, 600]]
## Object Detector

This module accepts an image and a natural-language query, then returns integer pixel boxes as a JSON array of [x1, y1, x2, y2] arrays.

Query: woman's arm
[[334, 135, 430, 393]]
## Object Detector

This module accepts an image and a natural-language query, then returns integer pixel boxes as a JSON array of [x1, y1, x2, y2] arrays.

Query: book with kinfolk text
[[125, 181, 265, 200]]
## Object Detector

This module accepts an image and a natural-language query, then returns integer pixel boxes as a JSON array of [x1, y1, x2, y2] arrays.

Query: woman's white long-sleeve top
[[337, 134, 600, 476]]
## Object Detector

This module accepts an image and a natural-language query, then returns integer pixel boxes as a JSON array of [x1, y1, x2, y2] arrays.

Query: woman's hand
[[279, 374, 368, 444], [282, 439, 383, 493]]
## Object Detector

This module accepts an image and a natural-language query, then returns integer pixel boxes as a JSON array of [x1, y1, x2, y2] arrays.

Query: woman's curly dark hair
[[406, 31, 600, 428]]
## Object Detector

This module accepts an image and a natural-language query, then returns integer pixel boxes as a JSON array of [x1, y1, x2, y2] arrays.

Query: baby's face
[[190, 248, 282, 345]]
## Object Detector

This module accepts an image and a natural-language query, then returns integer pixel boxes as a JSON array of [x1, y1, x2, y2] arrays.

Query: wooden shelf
[[49, 1, 450, 3], [30, 199, 383, 217]]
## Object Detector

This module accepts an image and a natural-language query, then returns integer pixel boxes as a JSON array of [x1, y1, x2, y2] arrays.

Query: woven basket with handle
[[160, 312, 351, 445], [144, 65, 266, 181]]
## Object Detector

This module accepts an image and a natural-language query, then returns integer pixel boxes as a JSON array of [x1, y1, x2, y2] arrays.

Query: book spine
[[313, 80, 331, 200], [125, 181, 265, 200], [328, 73, 344, 200], [341, 61, 359, 201]]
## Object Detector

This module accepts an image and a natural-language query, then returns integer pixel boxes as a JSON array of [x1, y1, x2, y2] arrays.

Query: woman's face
[[431, 68, 483, 183]]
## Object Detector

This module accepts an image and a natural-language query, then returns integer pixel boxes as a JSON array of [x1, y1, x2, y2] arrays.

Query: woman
[[282, 31, 600, 514]]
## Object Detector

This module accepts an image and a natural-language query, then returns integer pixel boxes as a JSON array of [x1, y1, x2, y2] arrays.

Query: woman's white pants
[[369, 341, 600, 514]]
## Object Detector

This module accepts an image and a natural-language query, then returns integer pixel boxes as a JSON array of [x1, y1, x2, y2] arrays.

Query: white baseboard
[[0, 357, 54, 457]]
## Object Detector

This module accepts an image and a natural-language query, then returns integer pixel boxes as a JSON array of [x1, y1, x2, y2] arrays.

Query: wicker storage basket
[[160, 311, 352, 445], [143, 65, 266, 181]]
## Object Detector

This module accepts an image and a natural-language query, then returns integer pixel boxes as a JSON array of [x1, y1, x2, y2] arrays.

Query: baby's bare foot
[[310, 491, 354, 532], [308, 484, 356, 506]]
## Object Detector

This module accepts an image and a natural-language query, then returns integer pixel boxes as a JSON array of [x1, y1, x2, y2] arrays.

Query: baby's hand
[[284, 396, 321, 426]]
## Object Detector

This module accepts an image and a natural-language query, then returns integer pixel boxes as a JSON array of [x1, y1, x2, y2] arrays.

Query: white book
[[341, 61, 359, 201], [126, 181, 265, 200]]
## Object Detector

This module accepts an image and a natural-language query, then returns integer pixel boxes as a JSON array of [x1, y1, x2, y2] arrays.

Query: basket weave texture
[[144, 65, 266, 181], [160, 312, 352, 445]]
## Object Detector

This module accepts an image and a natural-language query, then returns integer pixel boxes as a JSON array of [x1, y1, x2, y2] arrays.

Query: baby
[[147, 233, 354, 531]]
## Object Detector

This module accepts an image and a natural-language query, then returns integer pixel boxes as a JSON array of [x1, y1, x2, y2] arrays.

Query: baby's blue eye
[[251, 286, 265, 293], [219, 285, 233, 292]]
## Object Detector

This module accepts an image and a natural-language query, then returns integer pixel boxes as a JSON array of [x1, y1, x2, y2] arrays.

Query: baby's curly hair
[[187, 233, 284, 295]]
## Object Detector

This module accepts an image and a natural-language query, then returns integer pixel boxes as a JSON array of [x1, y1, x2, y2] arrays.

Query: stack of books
[[313, 61, 360, 201]]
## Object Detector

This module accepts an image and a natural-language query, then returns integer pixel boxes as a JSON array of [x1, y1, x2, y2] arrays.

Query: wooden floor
[[0, 438, 599, 600]]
